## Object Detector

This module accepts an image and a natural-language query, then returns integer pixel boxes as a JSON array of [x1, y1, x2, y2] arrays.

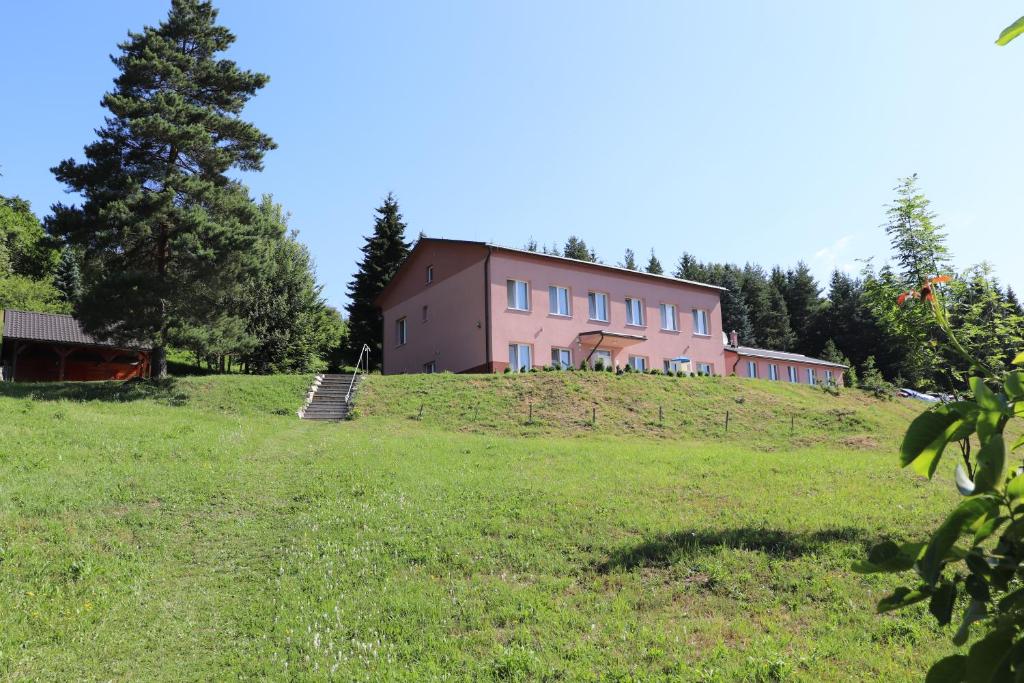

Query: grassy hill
[[356, 371, 922, 449], [0, 372, 971, 680]]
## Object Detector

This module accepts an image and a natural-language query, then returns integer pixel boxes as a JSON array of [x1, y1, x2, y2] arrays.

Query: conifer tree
[[54, 247, 82, 305], [563, 236, 597, 262], [781, 261, 823, 355], [345, 193, 410, 369], [885, 174, 950, 284], [1007, 286, 1024, 317], [645, 249, 664, 275], [524, 238, 538, 252], [48, 0, 277, 378], [674, 253, 704, 281], [719, 267, 754, 345], [619, 248, 638, 270]]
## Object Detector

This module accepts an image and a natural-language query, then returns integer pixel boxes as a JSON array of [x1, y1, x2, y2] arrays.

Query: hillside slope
[[355, 372, 921, 449]]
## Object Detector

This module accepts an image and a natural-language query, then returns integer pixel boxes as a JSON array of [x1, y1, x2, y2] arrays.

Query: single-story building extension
[[0, 309, 151, 382], [375, 238, 846, 385]]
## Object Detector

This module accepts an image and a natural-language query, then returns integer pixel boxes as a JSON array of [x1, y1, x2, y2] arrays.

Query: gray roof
[[729, 345, 848, 369], [2, 309, 149, 350]]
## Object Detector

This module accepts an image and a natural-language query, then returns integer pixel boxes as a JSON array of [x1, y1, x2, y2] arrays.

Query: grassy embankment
[[0, 371, 983, 680]]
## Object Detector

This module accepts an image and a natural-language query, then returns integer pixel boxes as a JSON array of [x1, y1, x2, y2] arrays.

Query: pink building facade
[[375, 238, 847, 384]]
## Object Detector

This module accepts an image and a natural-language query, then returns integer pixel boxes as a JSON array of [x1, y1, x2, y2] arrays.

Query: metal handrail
[[345, 344, 371, 404]]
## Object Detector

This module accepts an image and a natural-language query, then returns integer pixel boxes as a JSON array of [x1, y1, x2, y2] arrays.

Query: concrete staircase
[[298, 373, 360, 421]]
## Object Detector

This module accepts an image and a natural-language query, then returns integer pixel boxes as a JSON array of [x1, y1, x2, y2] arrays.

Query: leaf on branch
[[1006, 371, 1024, 401], [1007, 473, 1024, 501], [972, 434, 1006, 494], [924, 654, 966, 683], [971, 377, 1005, 413], [918, 496, 999, 585], [1013, 351, 1024, 366], [1014, 434, 1024, 452], [900, 404, 977, 478], [965, 626, 1015, 680], [953, 599, 987, 646], [996, 16, 1024, 45], [928, 582, 956, 625]]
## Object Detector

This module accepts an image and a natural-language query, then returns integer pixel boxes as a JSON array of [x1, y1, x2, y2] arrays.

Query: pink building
[[375, 238, 846, 385]]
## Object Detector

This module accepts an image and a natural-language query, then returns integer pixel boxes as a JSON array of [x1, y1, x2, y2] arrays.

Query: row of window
[[507, 343, 714, 375], [508, 280, 710, 335], [744, 360, 835, 385]]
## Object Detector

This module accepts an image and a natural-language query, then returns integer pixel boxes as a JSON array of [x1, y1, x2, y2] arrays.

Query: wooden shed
[[0, 309, 151, 382]]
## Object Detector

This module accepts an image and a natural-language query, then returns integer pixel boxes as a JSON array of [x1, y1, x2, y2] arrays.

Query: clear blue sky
[[2, 1, 1022, 309]]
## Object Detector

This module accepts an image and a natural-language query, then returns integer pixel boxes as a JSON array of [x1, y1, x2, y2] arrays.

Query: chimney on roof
[[729, 330, 739, 347]]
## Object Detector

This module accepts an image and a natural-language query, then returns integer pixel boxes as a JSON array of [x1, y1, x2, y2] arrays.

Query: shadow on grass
[[0, 378, 188, 406], [596, 526, 867, 572]]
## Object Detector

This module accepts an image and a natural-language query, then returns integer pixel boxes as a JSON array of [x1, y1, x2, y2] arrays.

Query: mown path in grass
[[0, 376, 966, 680]]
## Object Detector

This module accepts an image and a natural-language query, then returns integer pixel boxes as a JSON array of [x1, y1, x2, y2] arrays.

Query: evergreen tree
[[719, 267, 754, 345], [54, 247, 82, 305], [563, 236, 597, 262], [1007, 286, 1024, 317], [760, 283, 796, 351], [674, 252, 704, 281], [48, 0, 277, 378], [884, 174, 950, 284], [524, 238, 538, 252], [234, 196, 333, 373], [645, 249, 664, 275], [781, 261, 823, 355], [619, 248, 638, 270], [345, 193, 410, 369]]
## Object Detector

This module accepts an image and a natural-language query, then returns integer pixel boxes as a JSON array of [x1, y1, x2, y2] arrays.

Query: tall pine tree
[[781, 261, 823, 355], [719, 267, 755, 345], [48, 0, 276, 377], [645, 249, 664, 275], [619, 248, 639, 270], [345, 193, 410, 369], [54, 247, 82, 305]]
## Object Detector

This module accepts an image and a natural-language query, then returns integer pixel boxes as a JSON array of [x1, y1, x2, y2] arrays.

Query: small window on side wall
[[692, 309, 709, 336], [396, 317, 407, 346], [426, 265, 434, 284], [507, 280, 530, 311], [747, 360, 758, 378], [697, 362, 713, 376], [423, 361, 436, 373], [422, 305, 429, 322]]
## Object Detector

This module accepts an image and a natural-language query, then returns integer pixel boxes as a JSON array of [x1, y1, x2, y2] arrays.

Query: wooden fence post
[[418, 403, 424, 419], [725, 410, 730, 434]]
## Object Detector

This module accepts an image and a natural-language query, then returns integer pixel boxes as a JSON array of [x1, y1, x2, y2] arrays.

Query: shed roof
[[728, 345, 848, 369], [2, 309, 150, 350]]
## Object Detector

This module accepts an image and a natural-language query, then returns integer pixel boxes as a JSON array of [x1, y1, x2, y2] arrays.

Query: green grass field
[[0, 372, 977, 680]]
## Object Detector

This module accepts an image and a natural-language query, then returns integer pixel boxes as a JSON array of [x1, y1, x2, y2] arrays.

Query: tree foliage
[[47, 0, 277, 377], [345, 193, 410, 369], [562, 236, 597, 262], [645, 249, 664, 275]]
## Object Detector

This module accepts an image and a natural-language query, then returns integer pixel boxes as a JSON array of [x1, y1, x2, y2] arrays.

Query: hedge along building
[[374, 238, 728, 375], [0, 309, 151, 382]]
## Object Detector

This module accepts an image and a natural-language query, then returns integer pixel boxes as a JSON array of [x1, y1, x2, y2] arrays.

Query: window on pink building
[[625, 298, 644, 326], [396, 318, 407, 346], [508, 343, 532, 372], [788, 366, 798, 383], [551, 347, 572, 369], [548, 286, 570, 316], [692, 309, 709, 336], [507, 280, 530, 311], [746, 360, 758, 378], [768, 364, 779, 381], [588, 292, 609, 322], [659, 304, 677, 331]]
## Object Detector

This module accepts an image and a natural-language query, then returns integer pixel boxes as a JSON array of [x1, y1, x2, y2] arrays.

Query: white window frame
[[696, 362, 713, 376], [692, 309, 710, 336], [625, 297, 645, 326], [508, 343, 532, 372], [768, 364, 779, 381], [548, 285, 571, 317], [426, 265, 434, 284], [507, 279, 530, 311], [659, 303, 678, 331], [825, 369, 834, 384], [629, 355, 647, 371], [788, 366, 798, 383], [588, 291, 609, 322], [807, 368, 817, 385], [747, 360, 758, 378], [551, 347, 572, 370], [396, 317, 407, 346], [423, 361, 436, 373]]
